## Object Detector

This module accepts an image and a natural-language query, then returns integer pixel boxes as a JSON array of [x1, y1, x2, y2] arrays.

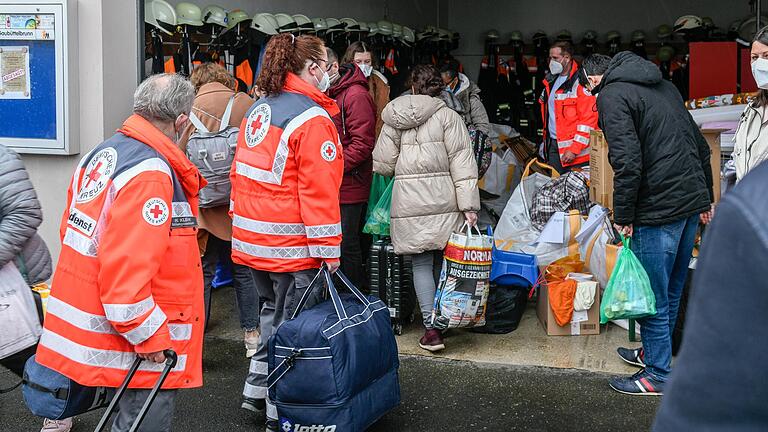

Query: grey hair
[[132, 73, 195, 123]]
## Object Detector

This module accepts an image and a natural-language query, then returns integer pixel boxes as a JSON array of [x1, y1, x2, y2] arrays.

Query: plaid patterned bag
[[468, 127, 492, 178], [530, 171, 590, 231]]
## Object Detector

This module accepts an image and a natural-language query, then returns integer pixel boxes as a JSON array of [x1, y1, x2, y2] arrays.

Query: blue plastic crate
[[490, 246, 539, 287]]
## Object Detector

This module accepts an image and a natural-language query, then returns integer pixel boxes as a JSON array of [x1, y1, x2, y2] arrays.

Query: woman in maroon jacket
[[326, 48, 377, 288]]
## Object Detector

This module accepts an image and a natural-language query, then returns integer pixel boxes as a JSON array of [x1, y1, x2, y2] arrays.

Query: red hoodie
[[328, 64, 377, 204]]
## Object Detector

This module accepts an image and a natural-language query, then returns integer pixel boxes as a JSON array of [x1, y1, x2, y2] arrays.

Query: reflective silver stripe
[[266, 401, 277, 420], [555, 92, 578, 100], [63, 228, 97, 257], [243, 382, 267, 399], [574, 134, 590, 145], [39, 330, 187, 372], [232, 238, 310, 259], [103, 297, 155, 323], [306, 223, 342, 239], [46, 297, 117, 335], [308, 245, 341, 259], [577, 125, 593, 133], [249, 360, 268, 375], [232, 215, 306, 236], [229, 199, 234, 212], [112, 158, 172, 192], [577, 147, 591, 158], [234, 106, 331, 185], [169, 324, 192, 341], [557, 140, 573, 149], [121, 306, 167, 345], [172, 202, 193, 218]]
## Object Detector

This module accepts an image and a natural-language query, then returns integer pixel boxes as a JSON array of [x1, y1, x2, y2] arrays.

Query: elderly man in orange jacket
[[36, 73, 205, 432]]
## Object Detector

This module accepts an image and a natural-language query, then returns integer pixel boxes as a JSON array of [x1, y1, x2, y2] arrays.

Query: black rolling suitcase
[[368, 239, 417, 335]]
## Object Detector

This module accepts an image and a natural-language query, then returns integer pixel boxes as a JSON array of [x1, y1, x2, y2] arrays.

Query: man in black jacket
[[581, 52, 714, 395]]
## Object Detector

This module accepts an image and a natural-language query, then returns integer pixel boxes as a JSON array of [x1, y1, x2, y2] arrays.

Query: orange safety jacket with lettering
[[36, 115, 206, 389], [539, 61, 599, 167], [230, 73, 344, 273]]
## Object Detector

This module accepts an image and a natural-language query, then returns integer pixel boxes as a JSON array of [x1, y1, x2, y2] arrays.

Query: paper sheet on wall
[[0, 46, 31, 99]]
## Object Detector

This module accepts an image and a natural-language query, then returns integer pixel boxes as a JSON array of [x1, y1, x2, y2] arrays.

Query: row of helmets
[[145, 0, 452, 44]]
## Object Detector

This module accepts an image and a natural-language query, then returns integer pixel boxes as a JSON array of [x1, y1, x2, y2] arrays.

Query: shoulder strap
[[188, 111, 209, 134], [340, 94, 347, 136], [219, 95, 237, 132]]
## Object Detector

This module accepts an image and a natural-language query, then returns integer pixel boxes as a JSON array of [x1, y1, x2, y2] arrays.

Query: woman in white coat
[[735, 26, 768, 181]]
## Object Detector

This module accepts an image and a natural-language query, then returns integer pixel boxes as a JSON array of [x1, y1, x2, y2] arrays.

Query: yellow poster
[[0, 46, 31, 99]]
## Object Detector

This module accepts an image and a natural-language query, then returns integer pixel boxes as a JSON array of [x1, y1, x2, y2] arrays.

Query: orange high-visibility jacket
[[539, 61, 599, 167], [36, 115, 206, 389], [230, 73, 344, 273]]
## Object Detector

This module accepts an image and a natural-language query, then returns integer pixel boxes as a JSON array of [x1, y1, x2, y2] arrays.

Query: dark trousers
[[340, 203, 367, 289], [201, 235, 260, 331]]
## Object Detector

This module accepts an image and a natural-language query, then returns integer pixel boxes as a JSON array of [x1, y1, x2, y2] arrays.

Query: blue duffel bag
[[22, 355, 111, 419], [268, 268, 400, 432]]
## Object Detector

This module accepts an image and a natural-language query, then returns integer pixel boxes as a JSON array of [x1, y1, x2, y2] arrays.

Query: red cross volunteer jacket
[[539, 61, 599, 167], [230, 73, 344, 273], [36, 115, 206, 389]]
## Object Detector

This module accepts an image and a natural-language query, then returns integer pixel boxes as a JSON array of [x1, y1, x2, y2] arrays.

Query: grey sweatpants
[[242, 268, 322, 421], [110, 389, 177, 432], [411, 251, 443, 330]]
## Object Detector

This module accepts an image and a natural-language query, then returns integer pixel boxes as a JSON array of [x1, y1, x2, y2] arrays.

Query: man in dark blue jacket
[[653, 161, 768, 430], [581, 52, 714, 395]]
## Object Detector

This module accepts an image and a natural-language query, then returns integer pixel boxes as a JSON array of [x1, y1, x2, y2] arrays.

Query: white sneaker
[[41, 418, 73, 432], [244, 328, 260, 358]]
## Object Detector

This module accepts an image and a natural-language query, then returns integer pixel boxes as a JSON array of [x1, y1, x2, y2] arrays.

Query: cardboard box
[[588, 130, 613, 210], [700, 129, 727, 203], [537, 282, 601, 336]]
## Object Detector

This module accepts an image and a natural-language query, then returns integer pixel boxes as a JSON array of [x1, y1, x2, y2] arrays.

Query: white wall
[[20, 0, 138, 263], [445, 0, 764, 80]]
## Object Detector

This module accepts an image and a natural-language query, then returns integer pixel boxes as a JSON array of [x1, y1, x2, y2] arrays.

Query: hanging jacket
[[373, 95, 480, 255], [230, 73, 344, 273], [595, 51, 712, 226], [36, 115, 206, 389], [369, 70, 390, 138], [539, 61, 599, 167], [0, 144, 52, 283], [328, 64, 377, 205]]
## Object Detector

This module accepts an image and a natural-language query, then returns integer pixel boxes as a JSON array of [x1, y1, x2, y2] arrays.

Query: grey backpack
[[186, 96, 238, 208]]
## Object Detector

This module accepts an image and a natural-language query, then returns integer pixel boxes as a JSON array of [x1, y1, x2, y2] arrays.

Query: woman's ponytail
[[255, 34, 326, 97]]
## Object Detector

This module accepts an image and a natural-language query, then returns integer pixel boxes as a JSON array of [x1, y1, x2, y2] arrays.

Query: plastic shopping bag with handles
[[600, 235, 657, 324], [431, 224, 493, 329]]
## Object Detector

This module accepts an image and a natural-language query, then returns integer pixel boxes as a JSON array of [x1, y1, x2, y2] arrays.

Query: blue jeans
[[633, 214, 699, 381], [202, 234, 260, 331]]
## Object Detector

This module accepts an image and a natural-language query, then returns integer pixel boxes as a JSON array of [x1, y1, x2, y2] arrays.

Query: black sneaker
[[609, 369, 664, 396], [617, 347, 645, 368], [265, 419, 279, 432], [241, 397, 266, 413]]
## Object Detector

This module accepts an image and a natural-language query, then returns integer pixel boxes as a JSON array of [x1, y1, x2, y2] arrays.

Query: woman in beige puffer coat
[[373, 64, 480, 352]]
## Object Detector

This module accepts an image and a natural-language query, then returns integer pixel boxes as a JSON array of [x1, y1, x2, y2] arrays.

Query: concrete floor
[[210, 285, 642, 375]]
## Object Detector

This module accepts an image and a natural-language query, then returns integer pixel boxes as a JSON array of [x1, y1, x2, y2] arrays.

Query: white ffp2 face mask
[[752, 58, 768, 90], [358, 63, 373, 78], [314, 64, 331, 92], [549, 59, 564, 75]]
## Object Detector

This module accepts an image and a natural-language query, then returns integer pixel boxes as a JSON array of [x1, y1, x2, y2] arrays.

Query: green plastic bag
[[366, 174, 392, 220], [599, 235, 657, 324], [363, 179, 393, 236]]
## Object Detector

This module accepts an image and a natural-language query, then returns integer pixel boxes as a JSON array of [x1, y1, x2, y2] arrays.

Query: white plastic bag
[[577, 205, 623, 289], [0, 262, 42, 359]]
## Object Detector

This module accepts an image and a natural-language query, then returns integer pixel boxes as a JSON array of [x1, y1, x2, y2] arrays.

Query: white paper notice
[[534, 212, 565, 245], [576, 205, 608, 241], [571, 320, 581, 335]]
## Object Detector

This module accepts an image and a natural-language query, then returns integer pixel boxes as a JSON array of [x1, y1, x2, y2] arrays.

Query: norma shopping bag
[[0, 262, 42, 360], [600, 235, 657, 324], [363, 178, 393, 236], [431, 224, 493, 329]]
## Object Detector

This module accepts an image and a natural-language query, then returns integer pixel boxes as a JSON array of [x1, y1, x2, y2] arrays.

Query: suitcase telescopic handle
[[94, 350, 178, 432]]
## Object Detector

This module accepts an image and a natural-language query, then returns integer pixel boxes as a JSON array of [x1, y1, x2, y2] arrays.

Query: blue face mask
[[752, 58, 768, 90]]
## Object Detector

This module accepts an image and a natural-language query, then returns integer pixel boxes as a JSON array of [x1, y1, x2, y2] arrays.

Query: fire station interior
[[140, 0, 764, 373]]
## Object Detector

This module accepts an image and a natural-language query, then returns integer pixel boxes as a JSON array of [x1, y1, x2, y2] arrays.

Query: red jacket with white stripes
[[36, 115, 206, 389], [230, 73, 344, 273], [539, 61, 599, 167]]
